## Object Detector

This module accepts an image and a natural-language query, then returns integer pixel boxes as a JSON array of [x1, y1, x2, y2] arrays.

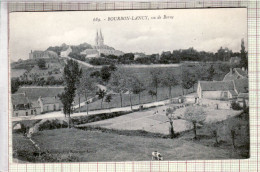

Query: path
[[12, 99, 170, 122], [63, 55, 97, 68]]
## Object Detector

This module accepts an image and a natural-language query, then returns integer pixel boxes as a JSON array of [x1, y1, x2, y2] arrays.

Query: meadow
[[12, 110, 249, 162]]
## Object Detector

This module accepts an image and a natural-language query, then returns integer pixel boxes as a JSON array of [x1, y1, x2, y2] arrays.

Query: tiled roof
[[40, 97, 61, 105], [31, 101, 41, 108], [16, 87, 65, 101], [223, 68, 247, 81], [199, 80, 234, 91], [223, 72, 240, 81], [11, 93, 29, 105], [229, 90, 238, 96], [237, 93, 249, 99], [233, 78, 248, 94]]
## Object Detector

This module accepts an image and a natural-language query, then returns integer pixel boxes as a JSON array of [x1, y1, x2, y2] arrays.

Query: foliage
[[59, 59, 82, 124], [240, 39, 248, 70], [180, 70, 197, 93], [206, 65, 215, 81], [183, 106, 206, 139], [231, 102, 243, 110], [161, 70, 178, 98], [11, 77, 20, 93], [89, 58, 116, 65], [96, 89, 106, 109], [37, 59, 46, 69], [150, 69, 161, 101], [68, 52, 86, 62]]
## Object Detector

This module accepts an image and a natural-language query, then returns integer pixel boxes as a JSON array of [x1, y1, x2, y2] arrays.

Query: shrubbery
[[231, 102, 243, 110]]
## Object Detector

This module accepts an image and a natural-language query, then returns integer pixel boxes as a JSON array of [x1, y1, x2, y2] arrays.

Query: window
[[16, 113, 18, 117], [26, 112, 28, 116], [223, 92, 228, 98], [31, 110, 33, 115]]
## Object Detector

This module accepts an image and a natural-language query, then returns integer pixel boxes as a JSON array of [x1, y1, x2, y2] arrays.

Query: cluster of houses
[[196, 67, 248, 109], [11, 87, 64, 117]]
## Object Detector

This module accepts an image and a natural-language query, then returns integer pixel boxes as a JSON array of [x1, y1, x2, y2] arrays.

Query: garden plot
[[84, 105, 242, 135]]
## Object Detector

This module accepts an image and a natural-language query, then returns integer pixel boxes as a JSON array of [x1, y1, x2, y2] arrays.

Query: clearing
[[80, 105, 242, 134]]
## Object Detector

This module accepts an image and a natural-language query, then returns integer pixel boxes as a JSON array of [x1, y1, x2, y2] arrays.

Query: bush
[[231, 102, 242, 110]]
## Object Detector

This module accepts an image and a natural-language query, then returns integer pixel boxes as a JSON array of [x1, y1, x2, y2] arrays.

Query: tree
[[124, 75, 141, 110], [96, 89, 106, 109], [180, 70, 196, 95], [240, 38, 248, 70], [108, 70, 127, 107], [166, 107, 176, 139], [150, 69, 161, 101], [100, 66, 112, 82], [132, 77, 145, 104], [161, 70, 178, 99], [37, 59, 46, 69], [59, 59, 82, 128], [78, 72, 96, 114], [183, 106, 206, 139], [105, 94, 112, 109], [11, 78, 20, 93], [206, 65, 215, 81]]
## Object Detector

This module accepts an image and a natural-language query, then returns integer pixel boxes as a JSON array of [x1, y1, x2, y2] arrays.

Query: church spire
[[99, 29, 104, 46], [95, 30, 99, 46]]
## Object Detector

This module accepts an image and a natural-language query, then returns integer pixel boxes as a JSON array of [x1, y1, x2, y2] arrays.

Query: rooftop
[[11, 93, 30, 105]]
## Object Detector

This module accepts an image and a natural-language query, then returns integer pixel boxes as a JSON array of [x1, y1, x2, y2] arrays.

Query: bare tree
[[77, 72, 96, 114], [108, 69, 127, 107], [161, 70, 178, 99], [183, 106, 206, 139]]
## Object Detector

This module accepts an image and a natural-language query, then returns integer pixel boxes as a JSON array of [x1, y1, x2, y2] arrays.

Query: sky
[[9, 8, 247, 61]]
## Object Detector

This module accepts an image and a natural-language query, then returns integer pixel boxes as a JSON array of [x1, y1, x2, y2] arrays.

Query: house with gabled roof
[[38, 96, 62, 113], [223, 68, 248, 81], [11, 93, 41, 117], [197, 80, 236, 100], [197, 78, 248, 100]]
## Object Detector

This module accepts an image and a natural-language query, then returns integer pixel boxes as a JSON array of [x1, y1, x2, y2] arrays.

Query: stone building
[[38, 96, 62, 113], [81, 29, 124, 58], [11, 93, 41, 117], [29, 50, 59, 59]]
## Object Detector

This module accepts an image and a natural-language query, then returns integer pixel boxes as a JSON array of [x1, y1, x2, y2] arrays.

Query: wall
[[198, 98, 231, 110], [13, 109, 32, 117], [42, 103, 60, 113]]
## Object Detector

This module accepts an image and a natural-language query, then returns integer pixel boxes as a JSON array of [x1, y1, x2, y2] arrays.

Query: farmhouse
[[38, 96, 62, 113], [60, 46, 72, 57], [16, 87, 65, 101], [223, 68, 247, 81], [197, 80, 236, 100], [11, 93, 41, 117], [29, 50, 59, 59], [197, 77, 248, 109]]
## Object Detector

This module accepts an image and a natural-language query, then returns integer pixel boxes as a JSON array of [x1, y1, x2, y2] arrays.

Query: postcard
[[9, 8, 249, 164]]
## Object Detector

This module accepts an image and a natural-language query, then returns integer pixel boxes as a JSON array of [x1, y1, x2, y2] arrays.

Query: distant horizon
[[10, 8, 247, 61]]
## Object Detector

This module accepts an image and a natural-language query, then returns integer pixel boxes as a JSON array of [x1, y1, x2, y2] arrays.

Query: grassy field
[[12, 110, 249, 162], [76, 85, 195, 112], [80, 105, 242, 134], [13, 127, 244, 162]]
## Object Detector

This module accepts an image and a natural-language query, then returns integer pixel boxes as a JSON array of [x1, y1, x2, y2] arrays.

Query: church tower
[[95, 30, 99, 46], [99, 29, 104, 46]]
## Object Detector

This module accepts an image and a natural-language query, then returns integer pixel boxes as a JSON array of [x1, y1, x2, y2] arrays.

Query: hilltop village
[[11, 31, 249, 162]]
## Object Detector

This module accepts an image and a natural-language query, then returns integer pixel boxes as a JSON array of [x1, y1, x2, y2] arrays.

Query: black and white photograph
[[10, 8, 249, 162]]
